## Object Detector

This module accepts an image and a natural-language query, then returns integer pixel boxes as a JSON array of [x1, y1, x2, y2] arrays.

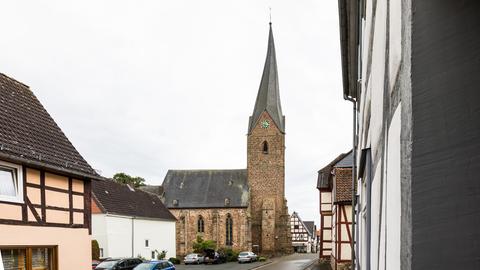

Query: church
[[161, 23, 292, 256]]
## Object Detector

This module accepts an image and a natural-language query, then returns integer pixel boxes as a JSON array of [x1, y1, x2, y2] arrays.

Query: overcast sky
[[1, 1, 351, 224]]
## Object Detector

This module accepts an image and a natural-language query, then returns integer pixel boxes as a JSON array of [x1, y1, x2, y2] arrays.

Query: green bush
[[192, 235, 216, 253], [91, 240, 100, 260], [258, 256, 267, 262], [156, 250, 167, 260], [168, 257, 180, 264], [217, 247, 239, 262]]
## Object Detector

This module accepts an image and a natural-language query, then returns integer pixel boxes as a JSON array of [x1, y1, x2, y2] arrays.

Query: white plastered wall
[[92, 214, 176, 259]]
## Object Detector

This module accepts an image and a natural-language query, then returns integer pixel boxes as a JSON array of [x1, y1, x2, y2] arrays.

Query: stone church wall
[[170, 208, 250, 257]]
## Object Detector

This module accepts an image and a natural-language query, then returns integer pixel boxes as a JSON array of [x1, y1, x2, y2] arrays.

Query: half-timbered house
[[317, 151, 353, 269], [0, 73, 100, 270], [290, 212, 314, 253]]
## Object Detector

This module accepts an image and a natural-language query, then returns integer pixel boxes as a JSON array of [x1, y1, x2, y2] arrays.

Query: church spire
[[248, 23, 285, 134]]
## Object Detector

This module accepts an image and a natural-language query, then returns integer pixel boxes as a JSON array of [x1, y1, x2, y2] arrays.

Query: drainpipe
[[344, 95, 357, 270], [132, 217, 136, 257]]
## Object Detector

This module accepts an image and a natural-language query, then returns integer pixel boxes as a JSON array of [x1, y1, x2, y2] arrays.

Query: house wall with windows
[[92, 213, 176, 260], [0, 166, 92, 270], [0, 73, 98, 270]]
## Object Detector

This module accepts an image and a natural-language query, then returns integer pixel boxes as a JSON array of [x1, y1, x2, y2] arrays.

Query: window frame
[[0, 246, 57, 270], [0, 160, 24, 203]]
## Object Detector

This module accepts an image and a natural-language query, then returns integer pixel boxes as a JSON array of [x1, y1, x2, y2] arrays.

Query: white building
[[290, 212, 316, 253], [337, 1, 480, 270], [92, 179, 176, 259]]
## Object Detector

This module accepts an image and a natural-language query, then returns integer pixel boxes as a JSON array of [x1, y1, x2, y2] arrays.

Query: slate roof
[[335, 151, 353, 168], [162, 169, 249, 208], [92, 178, 176, 220], [303, 221, 315, 236], [138, 185, 164, 196], [0, 73, 99, 179], [317, 151, 351, 189], [248, 24, 285, 134]]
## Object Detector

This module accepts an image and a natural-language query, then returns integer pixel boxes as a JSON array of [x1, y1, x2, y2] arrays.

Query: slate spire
[[248, 23, 285, 134]]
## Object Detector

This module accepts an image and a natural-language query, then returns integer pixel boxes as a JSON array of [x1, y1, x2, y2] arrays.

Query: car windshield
[[186, 254, 197, 258], [96, 260, 119, 268], [133, 263, 155, 270], [239, 252, 249, 256]]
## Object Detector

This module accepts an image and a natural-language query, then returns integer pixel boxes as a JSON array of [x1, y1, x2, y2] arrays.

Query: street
[[175, 253, 318, 270]]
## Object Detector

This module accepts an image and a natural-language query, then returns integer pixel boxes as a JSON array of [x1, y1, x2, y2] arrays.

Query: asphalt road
[[175, 253, 318, 270]]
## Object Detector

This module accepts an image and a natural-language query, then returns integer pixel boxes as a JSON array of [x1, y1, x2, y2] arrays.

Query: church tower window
[[226, 214, 233, 246], [197, 215, 205, 233], [262, 141, 269, 154]]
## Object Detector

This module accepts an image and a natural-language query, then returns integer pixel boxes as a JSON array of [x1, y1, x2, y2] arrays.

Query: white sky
[[1, 1, 351, 225]]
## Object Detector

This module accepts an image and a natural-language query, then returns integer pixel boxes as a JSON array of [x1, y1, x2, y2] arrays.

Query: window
[[226, 214, 233, 246], [99, 248, 104, 258], [172, 199, 179, 206], [262, 141, 269, 154], [197, 216, 204, 233], [1, 247, 56, 270], [224, 198, 230, 206], [145, 239, 149, 247], [0, 161, 23, 203], [151, 251, 155, 259]]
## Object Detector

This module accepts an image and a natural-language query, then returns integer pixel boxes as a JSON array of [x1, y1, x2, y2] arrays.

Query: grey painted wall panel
[[411, 1, 480, 269]]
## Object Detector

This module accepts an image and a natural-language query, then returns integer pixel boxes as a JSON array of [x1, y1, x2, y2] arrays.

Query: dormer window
[[224, 198, 231, 206], [0, 161, 23, 203], [172, 199, 179, 206], [262, 141, 269, 154]]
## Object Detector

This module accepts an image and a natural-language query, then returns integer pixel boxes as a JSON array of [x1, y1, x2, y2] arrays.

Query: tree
[[112, 172, 146, 187], [192, 235, 216, 253], [91, 240, 100, 260]]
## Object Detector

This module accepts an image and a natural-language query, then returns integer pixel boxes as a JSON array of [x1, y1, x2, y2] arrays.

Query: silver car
[[237, 251, 257, 263], [184, 253, 204, 265]]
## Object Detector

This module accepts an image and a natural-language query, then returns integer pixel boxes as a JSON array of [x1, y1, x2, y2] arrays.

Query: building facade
[[162, 23, 291, 256], [337, 1, 480, 269], [290, 212, 315, 253], [317, 151, 353, 269], [0, 73, 99, 270], [91, 179, 176, 259]]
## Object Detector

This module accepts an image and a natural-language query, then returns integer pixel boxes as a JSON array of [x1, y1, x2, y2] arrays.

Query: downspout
[[132, 217, 135, 257], [345, 95, 357, 270]]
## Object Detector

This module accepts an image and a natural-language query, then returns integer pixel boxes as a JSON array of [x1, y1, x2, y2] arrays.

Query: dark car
[[95, 258, 143, 270], [133, 260, 175, 270], [203, 249, 226, 264]]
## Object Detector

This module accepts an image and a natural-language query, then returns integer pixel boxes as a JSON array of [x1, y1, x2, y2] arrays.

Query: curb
[[248, 261, 273, 270], [302, 259, 318, 270]]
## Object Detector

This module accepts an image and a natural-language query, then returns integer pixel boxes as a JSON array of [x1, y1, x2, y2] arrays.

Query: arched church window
[[262, 141, 269, 154], [226, 214, 233, 246], [197, 215, 205, 233]]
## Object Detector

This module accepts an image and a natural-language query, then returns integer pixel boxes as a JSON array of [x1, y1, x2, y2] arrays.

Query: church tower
[[247, 23, 291, 255]]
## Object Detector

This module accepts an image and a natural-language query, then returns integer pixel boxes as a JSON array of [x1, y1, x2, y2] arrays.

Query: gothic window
[[197, 215, 205, 233], [226, 214, 233, 246], [262, 141, 269, 154]]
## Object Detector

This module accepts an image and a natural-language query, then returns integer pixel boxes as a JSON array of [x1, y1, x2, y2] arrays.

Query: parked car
[[203, 249, 226, 264], [133, 260, 175, 270], [93, 260, 101, 269], [237, 252, 258, 263], [184, 253, 204, 265], [95, 258, 143, 270]]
